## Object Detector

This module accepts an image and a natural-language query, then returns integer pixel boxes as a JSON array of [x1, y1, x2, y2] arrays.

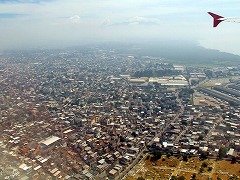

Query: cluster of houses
[[0, 49, 239, 180]]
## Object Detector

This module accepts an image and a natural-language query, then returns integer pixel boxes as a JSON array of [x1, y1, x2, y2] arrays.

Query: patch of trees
[[231, 156, 237, 164], [171, 176, 185, 180], [182, 154, 189, 162], [192, 173, 197, 180], [178, 88, 194, 98], [178, 88, 194, 104], [200, 151, 209, 160], [137, 177, 145, 180], [150, 150, 163, 161], [218, 146, 228, 159]]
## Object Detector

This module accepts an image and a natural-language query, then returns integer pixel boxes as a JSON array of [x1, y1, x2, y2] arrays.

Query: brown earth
[[124, 155, 240, 180]]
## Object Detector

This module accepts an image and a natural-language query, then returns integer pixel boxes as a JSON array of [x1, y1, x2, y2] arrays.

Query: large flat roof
[[41, 136, 61, 146]]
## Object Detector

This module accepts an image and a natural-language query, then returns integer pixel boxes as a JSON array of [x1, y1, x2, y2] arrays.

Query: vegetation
[[126, 156, 240, 180], [171, 176, 185, 180], [192, 173, 197, 180], [178, 176, 186, 180], [208, 166, 213, 171], [218, 146, 228, 159], [182, 154, 189, 162], [202, 162, 208, 168], [137, 177, 145, 180], [178, 88, 194, 105], [231, 156, 237, 164], [200, 151, 209, 160], [150, 150, 162, 161]]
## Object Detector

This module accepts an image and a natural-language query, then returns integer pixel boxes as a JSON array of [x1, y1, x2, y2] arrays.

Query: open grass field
[[124, 155, 240, 180]]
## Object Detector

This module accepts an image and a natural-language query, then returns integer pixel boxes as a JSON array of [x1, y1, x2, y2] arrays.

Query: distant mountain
[[95, 41, 240, 66]]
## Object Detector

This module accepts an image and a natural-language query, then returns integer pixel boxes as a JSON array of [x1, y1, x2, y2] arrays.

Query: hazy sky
[[0, 0, 240, 54]]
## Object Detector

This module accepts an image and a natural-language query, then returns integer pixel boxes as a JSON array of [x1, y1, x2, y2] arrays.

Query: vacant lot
[[124, 155, 240, 180], [212, 160, 240, 180], [154, 155, 180, 168], [179, 157, 202, 171], [193, 92, 221, 106]]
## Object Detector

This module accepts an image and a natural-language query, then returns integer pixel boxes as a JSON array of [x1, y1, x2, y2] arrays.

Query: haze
[[0, 0, 240, 55]]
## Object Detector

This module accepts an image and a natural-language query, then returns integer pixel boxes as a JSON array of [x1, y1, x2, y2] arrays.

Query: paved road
[[122, 96, 185, 179], [117, 147, 146, 180], [205, 114, 223, 141]]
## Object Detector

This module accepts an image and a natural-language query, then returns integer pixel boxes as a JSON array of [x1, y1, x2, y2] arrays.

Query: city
[[0, 48, 239, 180]]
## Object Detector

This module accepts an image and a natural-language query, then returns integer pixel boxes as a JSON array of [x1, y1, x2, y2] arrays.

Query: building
[[39, 136, 61, 149]]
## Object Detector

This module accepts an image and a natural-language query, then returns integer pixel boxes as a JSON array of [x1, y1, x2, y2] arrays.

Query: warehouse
[[39, 136, 61, 149]]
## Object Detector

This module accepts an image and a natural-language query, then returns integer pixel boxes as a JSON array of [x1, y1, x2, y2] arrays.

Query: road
[[117, 147, 146, 180], [122, 96, 185, 180], [205, 114, 223, 141], [148, 94, 185, 146]]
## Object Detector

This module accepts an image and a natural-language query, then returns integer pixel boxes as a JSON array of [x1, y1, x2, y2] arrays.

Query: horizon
[[0, 0, 240, 55]]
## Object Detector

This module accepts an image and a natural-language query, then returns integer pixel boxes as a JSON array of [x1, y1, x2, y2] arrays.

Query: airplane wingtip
[[208, 12, 224, 27]]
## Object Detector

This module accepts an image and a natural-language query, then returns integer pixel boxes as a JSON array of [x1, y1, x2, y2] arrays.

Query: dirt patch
[[155, 155, 180, 168], [193, 92, 221, 106], [214, 160, 240, 179], [124, 156, 240, 180], [180, 157, 202, 171]]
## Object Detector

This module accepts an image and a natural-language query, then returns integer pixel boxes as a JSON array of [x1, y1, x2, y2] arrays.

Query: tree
[[183, 154, 188, 162], [218, 146, 228, 159], [137, 177, 145, 180], [231, 156, 237, 164], [202, 162, 208, 168], [208, 167, 213, 172], [178, 176, 186, 180], [167, 153, 172, 158], [171, 176, 178, 180], [151, 150, 162, 161]]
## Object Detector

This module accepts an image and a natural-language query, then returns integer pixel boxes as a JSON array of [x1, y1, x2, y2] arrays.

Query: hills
[[91, 41, 240, 66]]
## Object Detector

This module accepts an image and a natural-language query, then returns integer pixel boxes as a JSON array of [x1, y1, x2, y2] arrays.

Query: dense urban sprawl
[[0, 48, 239, 180]]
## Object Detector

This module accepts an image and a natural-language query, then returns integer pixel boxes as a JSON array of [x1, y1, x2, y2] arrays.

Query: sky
[[0, 0, 240, 55]]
